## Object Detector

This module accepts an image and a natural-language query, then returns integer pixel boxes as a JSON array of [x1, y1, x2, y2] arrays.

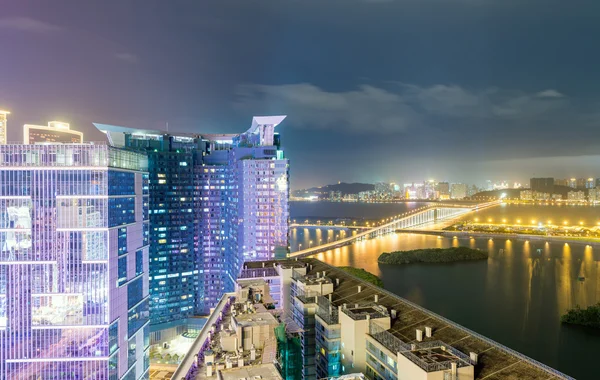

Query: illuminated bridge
[[289, 201, 500, 258]]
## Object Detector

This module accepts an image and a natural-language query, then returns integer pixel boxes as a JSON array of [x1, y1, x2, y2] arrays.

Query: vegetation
[[561, 304, 600, 329], [378, 247, 488, 265], [337, 266, 383, 287]]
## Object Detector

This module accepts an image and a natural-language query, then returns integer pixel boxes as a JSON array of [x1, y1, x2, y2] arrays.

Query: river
[[290, 201, 600, 379]]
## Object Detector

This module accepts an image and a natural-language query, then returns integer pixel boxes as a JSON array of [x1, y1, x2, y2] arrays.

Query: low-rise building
[[520, 190, 533, 200], [567, 190, 585, 201], [174, 259, 573, 380]]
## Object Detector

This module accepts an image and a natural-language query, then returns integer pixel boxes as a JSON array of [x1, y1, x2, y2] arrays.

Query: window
[[135, 249, 144, 276], [118, 256, 127, 286]]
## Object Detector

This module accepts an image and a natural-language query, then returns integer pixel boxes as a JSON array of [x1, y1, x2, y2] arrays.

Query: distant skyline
[[2, 1, 600, 189]]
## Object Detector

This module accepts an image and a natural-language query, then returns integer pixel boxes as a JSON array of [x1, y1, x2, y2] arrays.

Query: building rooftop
[[297, 258, 570, 380], [218, 363, 282, 380], [234, 311, 279, 328]]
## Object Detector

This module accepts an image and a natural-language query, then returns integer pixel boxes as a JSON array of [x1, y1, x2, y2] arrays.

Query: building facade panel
[[0, 144, 149, 379]]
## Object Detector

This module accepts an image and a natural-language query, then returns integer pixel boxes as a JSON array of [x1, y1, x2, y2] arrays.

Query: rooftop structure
[[209, 258, 573, 380], [218, 363, 282, 380], [172, 284, 282, 379]]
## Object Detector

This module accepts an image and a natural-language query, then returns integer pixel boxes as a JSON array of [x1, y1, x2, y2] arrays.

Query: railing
[[316, 260, 574, 380], [369, 323, 411, 353], [399, 340, 472, 373], [294, 287, 320, 304], [238, 266, 278, 279], [342, 304, 389, 321], [316, 295, 339, 325]]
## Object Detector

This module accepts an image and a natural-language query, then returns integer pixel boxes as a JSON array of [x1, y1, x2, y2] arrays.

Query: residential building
[[24, 121, 84, 144], [520, 190, 533, 201], [586, 178, 596, 189], [95, 126, 204, 326], [0, 110, 8, 145], [0, 143, 150, 379], [554, 178, 568, 187], [588, 187, 599, 202], [175, 259, 572, 380], [567, 190, 585, 201], [530, 177, 554, 193], [450, 183, 467, 199], [96, 116, 289, 317], [437, 182, 450, 197]]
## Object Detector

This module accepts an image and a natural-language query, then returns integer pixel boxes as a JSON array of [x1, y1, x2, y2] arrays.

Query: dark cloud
[[0, 17, 62, 33], [235, 82, 575, 134], [1, 0, 599, 188]]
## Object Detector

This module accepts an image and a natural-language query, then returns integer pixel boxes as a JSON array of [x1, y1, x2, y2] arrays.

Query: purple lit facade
[[201, 116, 290, 310], [97, 116, 289, 315], [0, 144, 149, 379]]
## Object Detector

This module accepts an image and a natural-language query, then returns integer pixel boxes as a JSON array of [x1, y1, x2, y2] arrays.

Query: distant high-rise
[[585, 178, 595, 189], [0, 110, 9, 145], [97, 116, 289, 317], [530, 177, 554, 193], [450, 183, 467, 199], [0, 144, 149, 379], [437, 182, 450, 196], [24, 121, 83, 144]]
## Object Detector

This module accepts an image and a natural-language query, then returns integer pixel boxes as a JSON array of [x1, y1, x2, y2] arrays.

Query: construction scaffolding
[[274, 323, 303, 380]]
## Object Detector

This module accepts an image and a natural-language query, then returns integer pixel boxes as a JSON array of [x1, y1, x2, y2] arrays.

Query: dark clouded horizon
[[1, 0, 599, 189]]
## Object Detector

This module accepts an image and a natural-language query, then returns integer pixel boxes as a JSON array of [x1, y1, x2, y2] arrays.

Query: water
[[290, 202, 600, 379]]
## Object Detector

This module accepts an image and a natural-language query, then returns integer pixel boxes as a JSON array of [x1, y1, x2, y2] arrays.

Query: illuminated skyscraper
[[0, 144, 149, 379], [0, 111, 9, 145], [95, 125, 204, 326], [96, 116, 289, 317]]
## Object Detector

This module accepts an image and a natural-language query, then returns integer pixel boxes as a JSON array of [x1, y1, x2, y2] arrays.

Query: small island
[[561, 304, 600, 329], [338, 267, 383, 287], [378, 247, 488, 265]]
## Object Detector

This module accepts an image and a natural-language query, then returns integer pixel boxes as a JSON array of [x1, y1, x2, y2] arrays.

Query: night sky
[[2, 1, 600, 189]]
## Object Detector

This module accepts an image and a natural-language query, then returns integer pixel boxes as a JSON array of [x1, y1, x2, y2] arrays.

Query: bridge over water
[[288, 201, 500, 258]]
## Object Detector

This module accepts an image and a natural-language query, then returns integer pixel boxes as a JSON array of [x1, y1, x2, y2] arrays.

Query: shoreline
[[439, 230, 600, 247]]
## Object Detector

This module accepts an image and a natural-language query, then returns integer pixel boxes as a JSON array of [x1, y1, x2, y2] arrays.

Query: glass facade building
[[96, 115, 290, 317], [0, 144, 149, 379], [119, 134, 203, 326]]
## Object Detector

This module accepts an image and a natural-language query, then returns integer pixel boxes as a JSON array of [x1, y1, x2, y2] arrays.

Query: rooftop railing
[[238, 266, 278, 279]]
